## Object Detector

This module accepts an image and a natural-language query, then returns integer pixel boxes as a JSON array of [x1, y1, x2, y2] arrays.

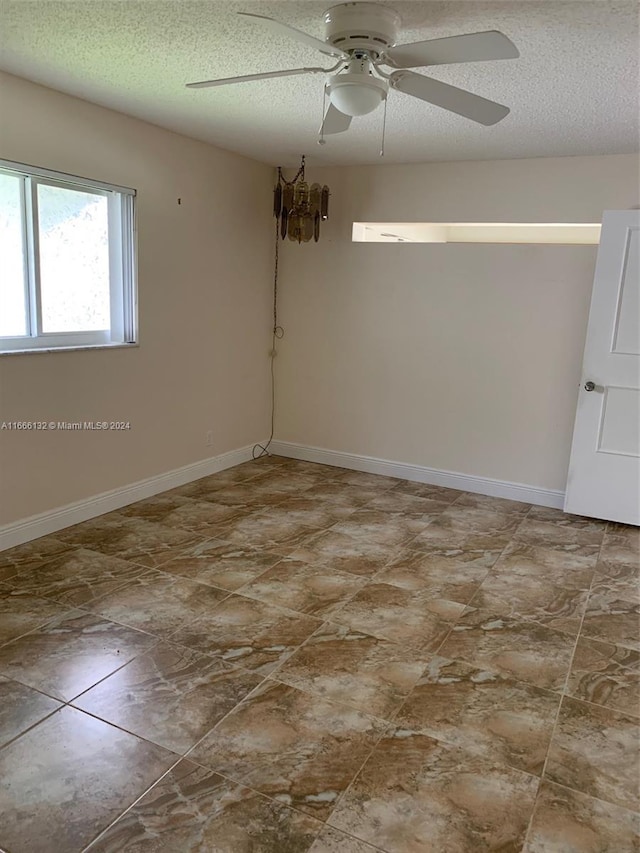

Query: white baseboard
[[0, 443, 262, 551], [269, 440, 565, 509], [1, 439, 566, 552]]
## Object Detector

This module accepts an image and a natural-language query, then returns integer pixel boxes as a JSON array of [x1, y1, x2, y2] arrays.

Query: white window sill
[[0, 342, 139, 356]]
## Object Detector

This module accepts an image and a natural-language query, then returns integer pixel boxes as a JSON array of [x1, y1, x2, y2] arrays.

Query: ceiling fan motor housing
[[323, 2, 400, 56]]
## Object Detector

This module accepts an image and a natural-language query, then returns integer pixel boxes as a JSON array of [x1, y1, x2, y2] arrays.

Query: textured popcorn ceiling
[[0, 0, 638, 166]]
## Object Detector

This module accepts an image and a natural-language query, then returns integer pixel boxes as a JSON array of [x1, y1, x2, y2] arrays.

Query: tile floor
[[0, 455, 639, 852]]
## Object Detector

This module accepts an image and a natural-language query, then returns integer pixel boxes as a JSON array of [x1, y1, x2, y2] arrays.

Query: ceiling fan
[[186, 3, 519, 133]]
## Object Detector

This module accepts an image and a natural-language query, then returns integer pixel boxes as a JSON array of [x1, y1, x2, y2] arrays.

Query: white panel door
[[565, 210, 640, 525]]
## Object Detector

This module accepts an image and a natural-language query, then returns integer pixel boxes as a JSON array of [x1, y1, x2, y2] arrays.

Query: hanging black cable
[[253, 156, 329, 458], [252, 211, 284, 459]]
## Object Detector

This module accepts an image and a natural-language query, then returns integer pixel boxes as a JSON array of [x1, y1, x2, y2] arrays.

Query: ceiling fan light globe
[[329, 83, 382, 116]]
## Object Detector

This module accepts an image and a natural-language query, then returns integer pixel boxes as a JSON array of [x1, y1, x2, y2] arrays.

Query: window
[[0, 159, 136, 353]]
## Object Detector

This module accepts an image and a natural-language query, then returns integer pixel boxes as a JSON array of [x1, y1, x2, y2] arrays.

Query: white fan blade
[[383, 30, 519, 68], [392, 71, 510, 125], [186, 67, 325, 89], [238, 12, 347, 59], [320, 103, 352, 135]]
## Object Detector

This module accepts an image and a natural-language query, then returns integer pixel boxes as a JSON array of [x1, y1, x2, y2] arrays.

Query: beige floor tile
[[545, 696, 640, 811], [0, 587, 72, 647], [239, 557, 366, 617], [219, 509, 322, 548], [332, 470, 401, 489], [87, 759, 325, 852], [523, 780, 640, 853], [57, 515, 206, 569], [0, 609, 157, 701], [391, 480, 461, 502], [73, 641, 263, 753], [375, 548, 491, 604], [259, 496, 357, 526], [159, 538, 285, 590], [470, 571, 589, 634], [566, 635, 640, 717], [0, 706, 177, 853], [604, 524, 640, 549], [0, 535, 76, 581], [86, 570, 229, 637], [0, 676, 62, 748], [170, 593, 321, 674], [242, 470, 326, 502], [395, 656, 561, 775], [526, 506, 608, 532], [593, 563, 640, 605], [581, 588, 640, 651], [598, 536, 640, 569], [3, 548, 147, 607], [408, 519, 512, 556], [440, 505, 523, 535], [330, 583, 456, 649], [309, 825, 383, 853], [299, 480, 384, 507], [328, 728, 539, 853], [291, 529, 401, 577], [171, 479, 266, 507], [494, 541, 598, 588], [330, 509, 430, 546], [439, 608, 575, 691], [274, 622, 431, 720], [514, 518, 605, 549], [119, 492, 241, 531], [188, 680, 388, 819], [364, 491, 450, 519], [451, 492, 531, 515]]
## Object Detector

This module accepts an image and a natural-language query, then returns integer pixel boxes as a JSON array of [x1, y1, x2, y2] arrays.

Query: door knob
[[584, 381, 596, 392]]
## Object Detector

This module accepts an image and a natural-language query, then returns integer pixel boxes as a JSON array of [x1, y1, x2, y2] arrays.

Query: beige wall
[[276, 153, 640, 492], [1, 73, 637, 524], [0, 72, 273, 525]]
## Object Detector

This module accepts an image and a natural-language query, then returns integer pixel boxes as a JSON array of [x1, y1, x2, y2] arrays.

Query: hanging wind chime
[[273, 155, 330, 243]]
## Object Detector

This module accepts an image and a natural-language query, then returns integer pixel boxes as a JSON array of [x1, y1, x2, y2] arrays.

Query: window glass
[[37, 183, 111, 333], [0, 172, 27, 336]]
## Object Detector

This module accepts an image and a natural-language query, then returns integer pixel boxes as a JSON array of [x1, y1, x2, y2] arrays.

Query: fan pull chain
[[318, 86, 327, 146], [379, 95, 388, 157]]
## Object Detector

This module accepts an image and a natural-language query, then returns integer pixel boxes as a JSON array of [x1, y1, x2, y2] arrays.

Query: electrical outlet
[[205, 431, 214, 447]]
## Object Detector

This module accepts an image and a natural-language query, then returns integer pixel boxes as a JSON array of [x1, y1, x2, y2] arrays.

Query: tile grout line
[[0, 704, 63, 754], [147, 637, 403, 846], [554, 689, 640, 720], [0, 636, 165, 756], [79, 751, 188, 852], [6, 646, 280, 771], [318, 719, 396, 846], [82, 753, 391, 853], [424, 519, 524, 659], [534, 776, 640, 817], [182, 762, 394, 852], [520, 527, 608, 849]]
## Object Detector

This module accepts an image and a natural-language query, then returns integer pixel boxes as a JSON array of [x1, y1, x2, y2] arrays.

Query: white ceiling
[[0, 1, 638, 167]]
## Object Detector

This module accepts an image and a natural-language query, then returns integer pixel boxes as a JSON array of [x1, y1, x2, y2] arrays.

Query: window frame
[[0, 159, 137, 353]]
